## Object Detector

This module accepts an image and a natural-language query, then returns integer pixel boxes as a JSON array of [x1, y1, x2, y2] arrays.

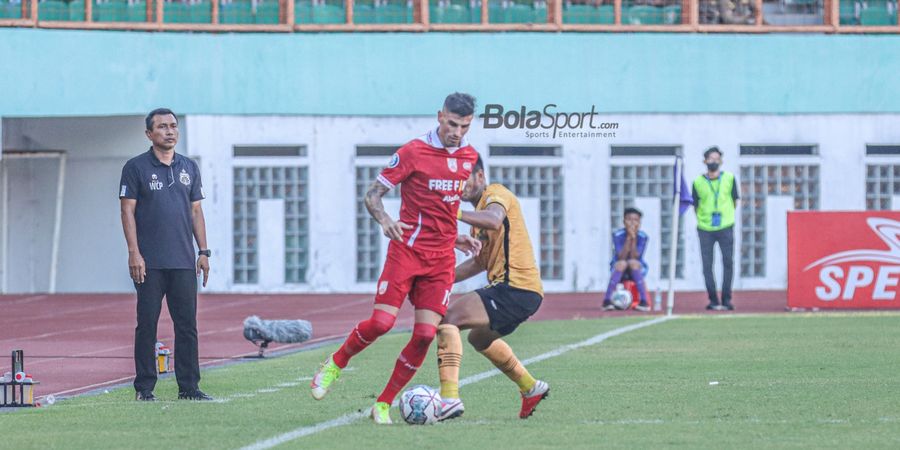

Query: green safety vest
[[693, 171, 736, 232]]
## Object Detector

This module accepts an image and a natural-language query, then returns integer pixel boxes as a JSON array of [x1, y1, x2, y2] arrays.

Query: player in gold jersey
[[436, 154, 548, 421]]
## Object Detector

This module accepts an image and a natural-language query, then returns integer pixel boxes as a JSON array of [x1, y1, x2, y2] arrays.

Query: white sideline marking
[[240, 316, 675, 450]]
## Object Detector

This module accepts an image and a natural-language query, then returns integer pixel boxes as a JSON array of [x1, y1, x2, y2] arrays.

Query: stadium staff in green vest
[[692, 146, 740, 311]]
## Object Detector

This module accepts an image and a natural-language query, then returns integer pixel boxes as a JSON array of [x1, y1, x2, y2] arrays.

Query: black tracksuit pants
[[133, 269, 200, 393], [698, 226, 735, 306]]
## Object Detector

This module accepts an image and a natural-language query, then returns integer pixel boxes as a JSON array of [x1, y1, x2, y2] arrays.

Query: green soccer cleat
[[371, 401, 393, 425], [310, 355, 341, 400]]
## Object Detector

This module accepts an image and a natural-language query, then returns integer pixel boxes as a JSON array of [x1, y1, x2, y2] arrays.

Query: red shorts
[[374, 241, 456, 316]]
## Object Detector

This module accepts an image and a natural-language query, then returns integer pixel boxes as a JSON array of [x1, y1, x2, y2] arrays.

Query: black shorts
[[475, 283, 543, 336]]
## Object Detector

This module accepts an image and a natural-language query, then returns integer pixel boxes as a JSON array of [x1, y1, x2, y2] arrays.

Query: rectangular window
[[489, 146, 561, 157], [865, 164, 900, 210], [489, 164, 565, 280], [610, 146, 680, 157], [609, 164, 685, 278], [740, 145, 817, 156], [866, 145, 900, 156], [739, 164, 820, 278], [233, 146, 307, 157], [356, 146, 400, 157], [355, 164, 400, 282], [233, 166, 309, 284]]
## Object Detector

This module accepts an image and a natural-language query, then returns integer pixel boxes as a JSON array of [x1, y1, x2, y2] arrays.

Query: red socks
[[332, 310, 396, 368], [377, 323, 437, 404]]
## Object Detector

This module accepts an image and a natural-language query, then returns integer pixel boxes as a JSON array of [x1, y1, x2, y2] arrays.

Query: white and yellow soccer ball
[[399, 385, 442, 425]]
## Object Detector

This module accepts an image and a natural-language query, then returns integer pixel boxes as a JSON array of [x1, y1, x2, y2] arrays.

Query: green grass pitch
[[4, 313, 900, 449]]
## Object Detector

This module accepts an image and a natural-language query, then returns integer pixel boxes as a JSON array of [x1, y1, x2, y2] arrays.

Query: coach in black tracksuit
[[119, 108, 212, 402]]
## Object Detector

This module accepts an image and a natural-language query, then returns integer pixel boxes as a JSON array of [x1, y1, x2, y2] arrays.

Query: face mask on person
[[706, 162, 720, 172]]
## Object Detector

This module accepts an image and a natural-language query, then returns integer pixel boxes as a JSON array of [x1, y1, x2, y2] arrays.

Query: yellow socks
[[437, 324, 462, 399], [439, 326, 537, 397], [480, 339, 536, 393]]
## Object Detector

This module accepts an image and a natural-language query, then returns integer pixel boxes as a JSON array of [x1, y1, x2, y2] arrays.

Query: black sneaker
[[602, 301, 616, 311], [705, 303, 720, 311], [135, 391, 157, 401], [178, 389, 214, 401], [722, 303, 735, 311]]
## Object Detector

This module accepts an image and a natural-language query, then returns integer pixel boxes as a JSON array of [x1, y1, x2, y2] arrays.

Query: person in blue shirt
[[603, 207, 650, 311]]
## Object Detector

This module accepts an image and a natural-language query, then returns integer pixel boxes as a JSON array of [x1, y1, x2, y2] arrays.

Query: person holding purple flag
[[603, 207, 650, 312]]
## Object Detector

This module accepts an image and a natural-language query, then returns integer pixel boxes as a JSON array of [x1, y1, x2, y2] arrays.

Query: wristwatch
[[198, 249, 212, 257]]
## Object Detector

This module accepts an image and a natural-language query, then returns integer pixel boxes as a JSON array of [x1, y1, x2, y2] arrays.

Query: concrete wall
[[1, 116, 182, 293], [2, 113, 899, 293], [2, 29, 900, 117]]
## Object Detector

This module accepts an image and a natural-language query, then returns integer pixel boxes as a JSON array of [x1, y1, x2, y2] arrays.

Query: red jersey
[[377, 128, 479, 255]]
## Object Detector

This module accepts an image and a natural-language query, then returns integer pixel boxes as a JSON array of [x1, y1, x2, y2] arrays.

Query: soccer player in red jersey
[[310, 93, 482, 424]]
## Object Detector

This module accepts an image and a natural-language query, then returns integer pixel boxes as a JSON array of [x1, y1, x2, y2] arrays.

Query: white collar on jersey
[[418, 127, 468, 154]]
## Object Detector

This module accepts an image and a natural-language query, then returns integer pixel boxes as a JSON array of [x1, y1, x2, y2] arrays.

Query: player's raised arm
[[459, 203, 507, 231], [364, 179, 411, 241]]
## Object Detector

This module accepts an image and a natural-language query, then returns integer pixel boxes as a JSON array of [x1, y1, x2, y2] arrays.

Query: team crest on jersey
[[378, 281, 389, 295], [149, 174, 163, 191], [463, 161, 472, 171], [447, 158, 458, 172], [388, 153, 400, 169], [179, 169, 191, 186]]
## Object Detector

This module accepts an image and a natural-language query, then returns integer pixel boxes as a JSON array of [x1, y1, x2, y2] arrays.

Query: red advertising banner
[[788, 211, 900, 309]]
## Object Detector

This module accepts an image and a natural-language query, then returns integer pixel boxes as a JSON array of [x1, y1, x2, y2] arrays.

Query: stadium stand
[[0, 0, 895, 30]]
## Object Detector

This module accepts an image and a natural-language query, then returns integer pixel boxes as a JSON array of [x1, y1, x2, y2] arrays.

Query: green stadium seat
[[293, 0, 312, 22], [1, 2, 23, 19], [69, 0, 86, 20], [488, 2, 504, 22], [0, 2, 23, 19], [353, 2, 376, 23], [127, 1, 147, 21], [39, 0, 70, 20], [312, 2, 345, 23], [430, 4, 475, 23], [839, 0, 859, 24], [376, 3, 413, 23], [255, 0, 279, 23], [860, 6, 897, 25], [562, 4, 613, 24], [470, 0, 482, 22], [533, 2, 546, 22], [624, 4, 664, 24], [221, 0, 254, 23], [662, 4, 680, 24], [191, 0, 212, 23], [164, 1, 190, 23], [92, 2, 117, 21], [505, 3, 534, 23]]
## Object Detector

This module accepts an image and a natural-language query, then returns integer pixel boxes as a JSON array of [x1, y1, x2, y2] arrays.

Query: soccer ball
[[610, 284, 633, 310], [398, 385, 442, 425]]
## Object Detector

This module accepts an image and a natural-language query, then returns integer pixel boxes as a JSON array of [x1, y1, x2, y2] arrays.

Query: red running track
[[0, 290, 786, 401]]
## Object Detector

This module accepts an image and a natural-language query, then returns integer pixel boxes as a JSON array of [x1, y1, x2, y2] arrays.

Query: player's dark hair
[[146, 108, 177, 130], [474, 153, 484, 174], [624, 207, 642, 218], [703, 146, 722, 159], [443, 93, 476, 117]]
